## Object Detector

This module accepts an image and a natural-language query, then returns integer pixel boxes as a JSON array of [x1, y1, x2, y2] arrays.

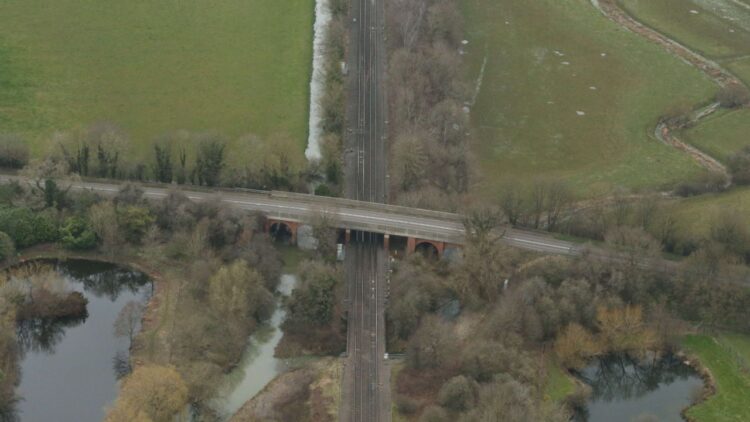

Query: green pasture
[[683, 333, 750, 421], [619, 0, 750, 60], [680, 109, 750, 163], [0, 0, 313, 163], [462, 0, 716, 199], [670, 187, 750, 236]]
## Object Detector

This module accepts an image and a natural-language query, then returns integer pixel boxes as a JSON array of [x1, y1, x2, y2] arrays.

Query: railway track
[[342, 0, 388, 417]]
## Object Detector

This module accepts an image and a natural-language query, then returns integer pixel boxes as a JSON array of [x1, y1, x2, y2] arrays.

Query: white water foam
[[305, 0, 332, 162]]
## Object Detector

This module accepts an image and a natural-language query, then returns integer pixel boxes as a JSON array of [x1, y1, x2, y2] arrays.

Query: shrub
[[117, 206, 155, 244], [437, 375, 476, 412], [0, 207, 59, 248], [0, 232, 14, 261], [717, 83, 750, 108], [60, 216, 98, 250], [395, 395, 419, 415], [419, 405, 449, 422], [0, 134, 29, 169], [727, 146, 750, 185], [674, 172, 727, 196]]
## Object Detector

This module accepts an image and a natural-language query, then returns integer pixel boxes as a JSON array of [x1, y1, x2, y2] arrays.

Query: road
[[0, 174, 581, 257]]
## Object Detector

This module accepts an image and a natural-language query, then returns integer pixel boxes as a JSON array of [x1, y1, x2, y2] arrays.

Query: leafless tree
[[114, 301, 145, 347]]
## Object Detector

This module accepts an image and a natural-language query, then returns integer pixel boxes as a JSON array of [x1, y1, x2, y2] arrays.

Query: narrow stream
[[211, 274, 298, 420], [12, 260, 151, 422]]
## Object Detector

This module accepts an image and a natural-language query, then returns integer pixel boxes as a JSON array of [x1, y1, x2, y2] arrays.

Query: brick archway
[[406, 237, 445, 258], [265, 219, 299, 245]]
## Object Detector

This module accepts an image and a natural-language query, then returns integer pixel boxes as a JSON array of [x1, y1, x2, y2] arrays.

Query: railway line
[[342, 0, 388, 418]]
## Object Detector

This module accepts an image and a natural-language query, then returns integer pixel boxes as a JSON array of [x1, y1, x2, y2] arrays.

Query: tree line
[[387, 0, 472, 211]]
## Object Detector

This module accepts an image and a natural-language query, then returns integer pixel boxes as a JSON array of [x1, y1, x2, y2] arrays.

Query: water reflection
[[4, 260, 151, 422], [16, 314, 88, 356], [574, 354, 704, 422]]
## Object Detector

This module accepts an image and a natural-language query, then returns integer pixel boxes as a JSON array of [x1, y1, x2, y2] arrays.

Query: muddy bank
[[230, 358, 341, 422]]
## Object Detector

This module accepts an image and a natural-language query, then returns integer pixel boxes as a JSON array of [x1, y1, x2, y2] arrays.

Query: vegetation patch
[[680, 109, 750, 163], [0, 0, 313, 162], [462, 0, 715, 197], [683, 334, 750, 422], [543, 358, 577, 404]]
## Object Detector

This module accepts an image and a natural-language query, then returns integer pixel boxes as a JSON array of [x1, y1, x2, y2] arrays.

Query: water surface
[[211, 274, 298, 420], [14, 260, 151, 422], [574, 354, 704, 422]]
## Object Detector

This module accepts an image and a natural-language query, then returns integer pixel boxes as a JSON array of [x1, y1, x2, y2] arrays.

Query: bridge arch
[[406, 237, 445, 258], [265, 219, 298, 245]]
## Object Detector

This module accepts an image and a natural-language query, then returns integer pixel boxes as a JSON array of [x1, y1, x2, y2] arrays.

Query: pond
[[12, 259, 151, 422], [210, 274, 299, 420], [574, 354, 704, 422]]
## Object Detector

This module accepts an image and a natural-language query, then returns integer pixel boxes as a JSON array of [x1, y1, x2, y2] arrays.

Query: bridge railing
[[269, 191, 464, 222]]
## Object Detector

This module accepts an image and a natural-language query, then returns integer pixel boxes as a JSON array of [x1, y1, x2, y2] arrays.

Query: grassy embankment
[[683, 333, 750, 421], [0, 0, 313, 165], [543, 358, 577, 403], [461, 0, 715, 199], [618, 0, 750, 159]]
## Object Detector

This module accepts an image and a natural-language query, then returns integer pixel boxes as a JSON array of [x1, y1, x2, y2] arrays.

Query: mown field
[[0, 0, 313, 163], [670, 187, 750, 236], [683, 333, 750, 422], [462, 0, 716, 199], [680, 109, 750, 163], [619, 0, 750, 61]]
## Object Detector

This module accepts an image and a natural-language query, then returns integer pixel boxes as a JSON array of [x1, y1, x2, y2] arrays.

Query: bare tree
[[114, 301, 144, 347]]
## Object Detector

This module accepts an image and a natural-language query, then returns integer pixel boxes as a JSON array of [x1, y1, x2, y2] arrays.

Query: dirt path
[[590, 0, 746, 179]]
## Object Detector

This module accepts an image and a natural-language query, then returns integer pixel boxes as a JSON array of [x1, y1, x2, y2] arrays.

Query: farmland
[[0, 0, 313, 164], [462, 0, 716, 199]]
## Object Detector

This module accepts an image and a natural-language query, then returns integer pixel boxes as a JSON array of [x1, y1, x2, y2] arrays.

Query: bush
[[60, 216, 98, 250], [117, 206, 155, 244], [395, 394, 419, 415], [0, 134, 29, 169], [727, 146, 750, 185], [0, 232, 14, 261], [419, 405, 449, 422], [0, 207, 59, 248], [438, 375, 476, 412], [674, 172, 727, 197], [717, 83, 750, 109]]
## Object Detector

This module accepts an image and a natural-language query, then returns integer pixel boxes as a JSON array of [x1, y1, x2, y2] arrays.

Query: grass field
[[462, 0, 716, 198], [544, 359, 576, 403], [680, 109, 750, 162], [0, 0, 313, 163], [683, 333, 750, 421], [619, 0, 750, 61], [727, 57, 750, 88], [669, 187, 750, 236]]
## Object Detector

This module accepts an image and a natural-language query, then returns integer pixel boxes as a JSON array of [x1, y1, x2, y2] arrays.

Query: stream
[[210, 274, 298, 420]]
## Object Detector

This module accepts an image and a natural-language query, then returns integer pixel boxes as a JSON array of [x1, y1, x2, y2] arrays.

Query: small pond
[[574, 354, 704, 422], [12, 259, 151, 422]]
